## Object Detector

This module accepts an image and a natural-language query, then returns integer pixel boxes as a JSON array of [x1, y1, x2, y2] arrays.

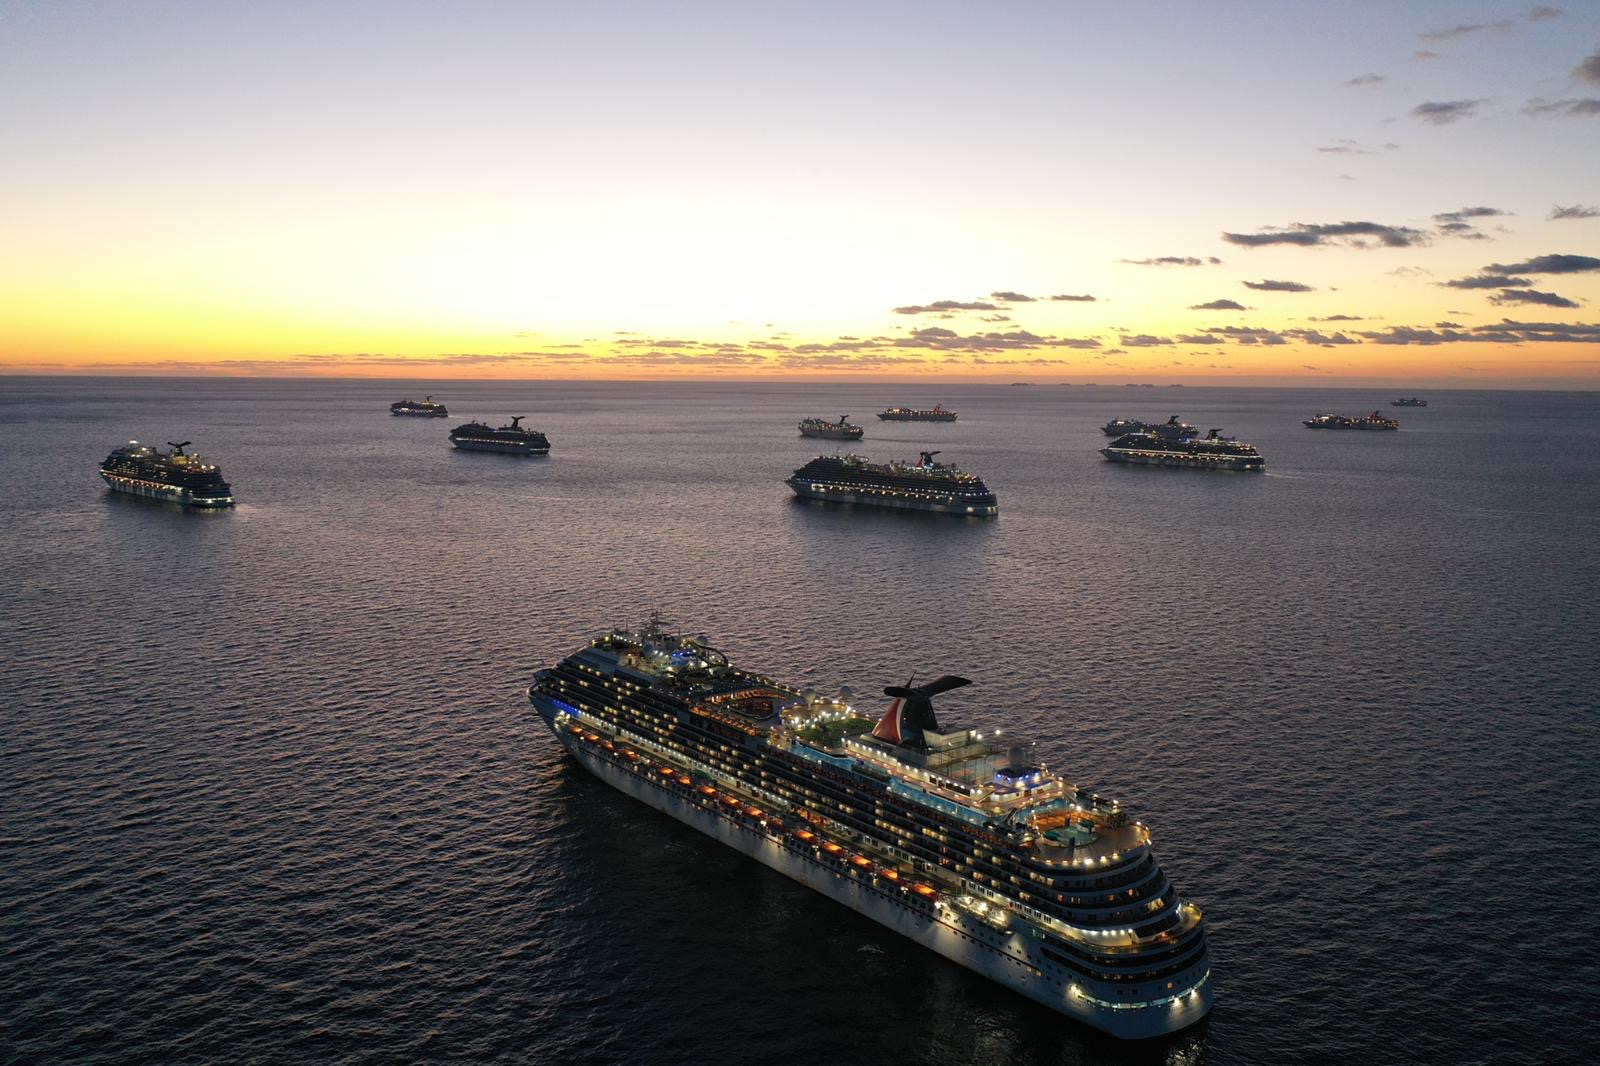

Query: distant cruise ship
[[879, 404, 958, 422], [1303, 412, 1399, 431], [1101, 429, 1264, 471], [99, 441, 235, 507], [391, 396, 448, 417], [787, 451, 997, 515], [1390, 397, 1428, 407], [449, 416, 551, 454], [529, 618, 1213, 1039], [1101, 416, 1197, 440], [799, 415, 864, 440]]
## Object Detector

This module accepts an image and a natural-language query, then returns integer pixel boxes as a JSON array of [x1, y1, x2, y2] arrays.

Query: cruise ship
[[1101, 416, 1198, 440], [528, 619, 1213, 1039], [1100, 430, 1264, 472], [1390, 397, 1428, 407], [879, 404, 958, 422], [786, 451, 998, 515], [799, 415, 864, 440], [1303, 412, 1399, 431], [391, 396, 449, 417], [99, 441, 235, 507], [449, 416, 551, 454]]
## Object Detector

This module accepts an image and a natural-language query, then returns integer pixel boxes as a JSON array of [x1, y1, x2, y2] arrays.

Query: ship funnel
[[879, 676, 971, 748]]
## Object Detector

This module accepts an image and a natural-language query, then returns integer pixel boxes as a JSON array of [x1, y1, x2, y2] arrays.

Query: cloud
[[1414, 50, 1442, 60], [1243, 279, 1315, 292], [1529, 5, 1564, 20], [894, 327, 1101, 351], [1359, 326, 1475, 345], [1120, 256, 1221, 266], [1433, 206, 1506, 224], [1483, 253, 1600, 274], [1201, 325, 1289, 345], [1286, 330, 1360, 346], [990, 291, 1035, 302], [1222, 220, 1426, 248], [1358, 319, 1600, 344], [1488, 319, 1600, 340], [1411, 99, 1485, 125], [1049, 293, 1098, 302], [1549, 204, 1599, 219], [1120, 334, 1172, 347], [1189, 299, 1249, 311], [1344, 74, 1386, 87], [1443, 274, 1534, 288], [1488, 288, 1581, 308], [891, 299, 1000, 314], [1317, 138, 1400, 154], [1576, 47, 1600, 84], [1421, 21, 1513, 42], [1523, 97, 1600, 117], [1310, 314, 1366, 321], [1176, 334, 1220, 344]]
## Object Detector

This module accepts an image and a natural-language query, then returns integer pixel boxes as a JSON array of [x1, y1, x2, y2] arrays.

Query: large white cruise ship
[[528, 618, 1214, 1039]]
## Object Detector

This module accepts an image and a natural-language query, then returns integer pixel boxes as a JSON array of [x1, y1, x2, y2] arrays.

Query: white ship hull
[[535, 704, 1212, 1040]]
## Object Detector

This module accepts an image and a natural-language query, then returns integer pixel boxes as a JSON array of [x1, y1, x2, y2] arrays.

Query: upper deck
[[562, 621, 1144, 865]]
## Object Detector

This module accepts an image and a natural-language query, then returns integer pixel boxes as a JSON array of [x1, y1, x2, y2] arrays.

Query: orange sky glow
[[2, 3, 1597, 387]]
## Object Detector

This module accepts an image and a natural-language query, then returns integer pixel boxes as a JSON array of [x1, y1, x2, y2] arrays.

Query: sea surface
[[2, 378, 1597, 1066]]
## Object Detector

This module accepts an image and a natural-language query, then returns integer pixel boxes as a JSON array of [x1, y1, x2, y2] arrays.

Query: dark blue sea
[[3, 378, 1597, 1066]]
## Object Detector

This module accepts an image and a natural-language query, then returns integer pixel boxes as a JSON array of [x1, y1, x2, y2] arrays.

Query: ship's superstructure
[[528, 620, 1213, 1039], [449, 416, 551, 454], [98, 441, 235, 507], [391, 396, 449, 417], [1100, 430, 1264, 471], [786, 451, 998, 515], [799, 415, 864, 440], [1304, 412, 1399, 431], [879, 404, 958, 422]]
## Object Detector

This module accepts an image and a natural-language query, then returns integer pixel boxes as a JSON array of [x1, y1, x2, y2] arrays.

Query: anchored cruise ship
[[449, 416, 551, 454], [799, 415, 864, 440], [99, 441, 235, 507], [1101, 429, 1264, 472], [1304, 412, 1399, 431], [390, 396, 449, 417], [528, 619, 1213, 1039], [786, 451, 998, 515], [879, 404, 958, 422]]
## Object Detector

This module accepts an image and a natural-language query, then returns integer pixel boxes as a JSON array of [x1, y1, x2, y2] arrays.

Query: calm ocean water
[[2, 377, 1597, 1066]]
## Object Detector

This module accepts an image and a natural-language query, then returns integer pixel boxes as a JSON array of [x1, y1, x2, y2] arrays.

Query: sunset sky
[[3, 1, 1598, 384]]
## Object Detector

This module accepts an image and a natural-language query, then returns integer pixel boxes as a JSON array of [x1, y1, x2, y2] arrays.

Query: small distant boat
[[799, 415, 864, 440], [1391, 397, 1428, 407], [1304, 412, 1400, 431], [879, 404, 957, 422], [1101, 415, 1198, 440], [391, 395, 448, 417], [449, 416, 551, 454]]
